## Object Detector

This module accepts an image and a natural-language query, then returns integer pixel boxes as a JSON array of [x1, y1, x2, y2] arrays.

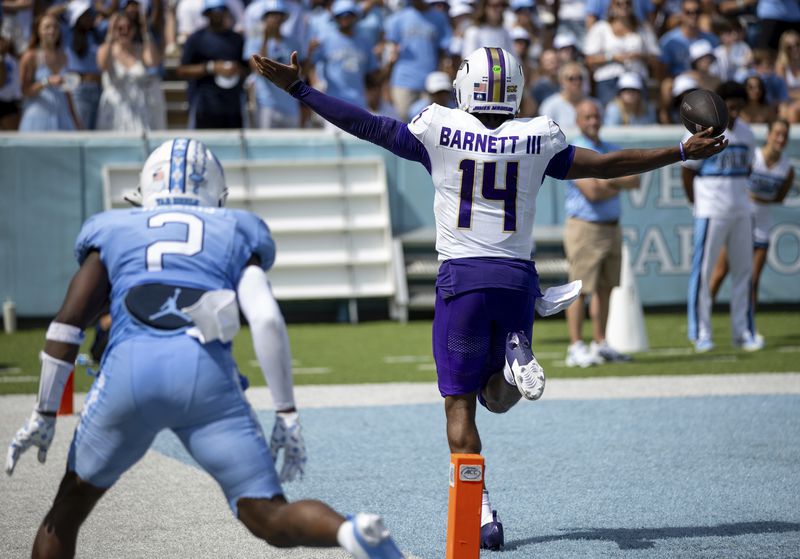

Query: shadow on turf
[[505, 521, 800, 550]]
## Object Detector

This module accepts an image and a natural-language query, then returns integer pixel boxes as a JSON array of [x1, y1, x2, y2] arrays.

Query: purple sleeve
[[289, 82, 431, 173], [544, 145, 576, 180]]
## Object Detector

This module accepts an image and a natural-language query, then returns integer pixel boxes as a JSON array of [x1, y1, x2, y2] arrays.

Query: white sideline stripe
[[0, 367, 22, 374], [777, 346, 800, 353], [3, 374, 798, 410], [244, 373, 800, 409]]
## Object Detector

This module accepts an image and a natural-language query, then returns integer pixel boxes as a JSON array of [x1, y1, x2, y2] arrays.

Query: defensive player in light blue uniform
[[252, 47, 726, 551], [5, 138, 405, 559]]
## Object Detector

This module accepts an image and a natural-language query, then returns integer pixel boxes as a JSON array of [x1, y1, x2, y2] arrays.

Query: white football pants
[[688, 216, 754, 343]]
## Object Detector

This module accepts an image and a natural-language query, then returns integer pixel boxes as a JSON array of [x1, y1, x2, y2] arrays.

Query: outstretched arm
[[237, 260, 306, 482], [252, 51, 430, 172], [565, 129, 727, 180]]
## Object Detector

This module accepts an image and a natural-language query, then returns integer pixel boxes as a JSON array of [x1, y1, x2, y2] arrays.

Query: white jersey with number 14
[[407, 104, 571, 261]]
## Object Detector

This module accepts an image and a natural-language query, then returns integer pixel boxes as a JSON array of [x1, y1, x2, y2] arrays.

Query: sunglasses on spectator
[[565, 75, 583, 81], [683, 9, 700, 15]]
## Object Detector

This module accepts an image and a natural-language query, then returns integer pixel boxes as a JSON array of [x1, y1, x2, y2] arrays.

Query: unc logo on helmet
[[139, 139, 228, 208], [454, 47, 524, 115]]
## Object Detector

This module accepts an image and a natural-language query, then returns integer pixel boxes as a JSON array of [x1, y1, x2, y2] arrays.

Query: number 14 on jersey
[[457, 159, 519, 232]]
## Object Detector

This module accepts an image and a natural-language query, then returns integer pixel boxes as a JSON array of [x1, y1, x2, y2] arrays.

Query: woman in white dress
[[709, 119, 794, 341], [582, 0, 660, 105], [96, 12, 165, 131]]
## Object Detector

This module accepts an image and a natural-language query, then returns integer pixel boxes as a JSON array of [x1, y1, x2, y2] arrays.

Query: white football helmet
[[139, 139, 228, 208], [453, 47, 524, 115]]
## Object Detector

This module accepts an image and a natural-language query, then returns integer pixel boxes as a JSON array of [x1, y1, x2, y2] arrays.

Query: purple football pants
[[433, 287, 536, 397]]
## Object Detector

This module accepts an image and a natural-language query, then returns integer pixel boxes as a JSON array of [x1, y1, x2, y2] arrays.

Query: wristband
[[678, 141, 686, 162], [284, 79, 302, 92], [40, 76, 49, 87], [206, 60, 215, 74], [46, 321, 85, 345], [37, 351, 74, 413]]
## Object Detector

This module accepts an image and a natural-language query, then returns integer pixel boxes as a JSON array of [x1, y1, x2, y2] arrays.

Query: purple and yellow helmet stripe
[[484, 47, 506, 103]]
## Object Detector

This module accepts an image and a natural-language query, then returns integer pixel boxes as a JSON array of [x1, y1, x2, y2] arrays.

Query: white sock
[[481, 489, 494, 527], [337, 519, 359, 555]]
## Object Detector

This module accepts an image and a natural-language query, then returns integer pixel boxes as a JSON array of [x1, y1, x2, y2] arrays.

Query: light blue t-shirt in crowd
[[757, 0, 800, 20], [243, 35, 302, 115], [659, 29, 719, 76], [565, 135, 622, 222], [585, 0, 653, 23], [312, 28, 378, 108], [384, 7, 451, 90]]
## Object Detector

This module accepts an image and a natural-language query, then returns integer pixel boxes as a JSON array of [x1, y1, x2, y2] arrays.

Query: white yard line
[[0, 375, 39, 383], [646, 347, 695, 356], [383, 355, 433, 364], [293, 367, 332, 375]]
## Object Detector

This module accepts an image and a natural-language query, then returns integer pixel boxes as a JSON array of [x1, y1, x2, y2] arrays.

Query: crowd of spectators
[[0, 0, 798, 131]]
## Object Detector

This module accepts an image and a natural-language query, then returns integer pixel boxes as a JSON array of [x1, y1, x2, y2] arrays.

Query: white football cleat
[[565, 341, 601, 368], [693, 338, 714, 353], [735, 332, 764, 352], [346, 514, 405, 559], [504, 332, 545, 400]]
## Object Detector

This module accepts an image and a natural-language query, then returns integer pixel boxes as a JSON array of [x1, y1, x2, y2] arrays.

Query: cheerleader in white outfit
[[710, 118, 795, 343]]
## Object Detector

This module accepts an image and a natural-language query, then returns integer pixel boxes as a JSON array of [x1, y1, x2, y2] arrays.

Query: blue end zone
[[152, 395, 800, 558]]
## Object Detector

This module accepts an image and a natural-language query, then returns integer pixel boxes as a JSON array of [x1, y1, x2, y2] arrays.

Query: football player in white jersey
[[682, 81, 761, 353], [253, 47, 726, 550], [709, 118, 795, 343]]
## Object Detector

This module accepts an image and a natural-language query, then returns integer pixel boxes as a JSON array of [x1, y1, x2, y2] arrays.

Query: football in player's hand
[[680, 89, 729, 137]]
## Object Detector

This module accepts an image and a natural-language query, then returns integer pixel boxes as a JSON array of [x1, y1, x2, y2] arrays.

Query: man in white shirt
[[682, 80, 760, 352]]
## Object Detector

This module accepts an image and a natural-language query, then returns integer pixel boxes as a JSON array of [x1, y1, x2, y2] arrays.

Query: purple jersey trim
[[545, 145, 576, 180], [289, 82, 431, 173]]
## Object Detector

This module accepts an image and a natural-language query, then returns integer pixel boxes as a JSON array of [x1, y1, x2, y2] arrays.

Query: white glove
[[6, 410, 56, 476], [269, 411, 306, 483]]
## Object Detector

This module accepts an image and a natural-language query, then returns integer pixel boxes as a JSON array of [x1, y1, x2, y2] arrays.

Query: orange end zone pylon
[[58, 369, 74, 416], [446, 453, 484, 559]]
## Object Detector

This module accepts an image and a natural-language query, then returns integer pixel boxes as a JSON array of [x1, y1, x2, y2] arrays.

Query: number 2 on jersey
[[146, 212, 204, 271], [457, 159, 518, 232]]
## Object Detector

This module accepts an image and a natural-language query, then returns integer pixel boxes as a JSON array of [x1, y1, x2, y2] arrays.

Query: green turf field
[[0, 310, 798, 395]]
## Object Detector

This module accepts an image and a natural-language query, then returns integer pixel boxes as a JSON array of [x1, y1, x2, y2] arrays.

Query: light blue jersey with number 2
[[68, 206, 282, 511], [75, 206, 275, 345]]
